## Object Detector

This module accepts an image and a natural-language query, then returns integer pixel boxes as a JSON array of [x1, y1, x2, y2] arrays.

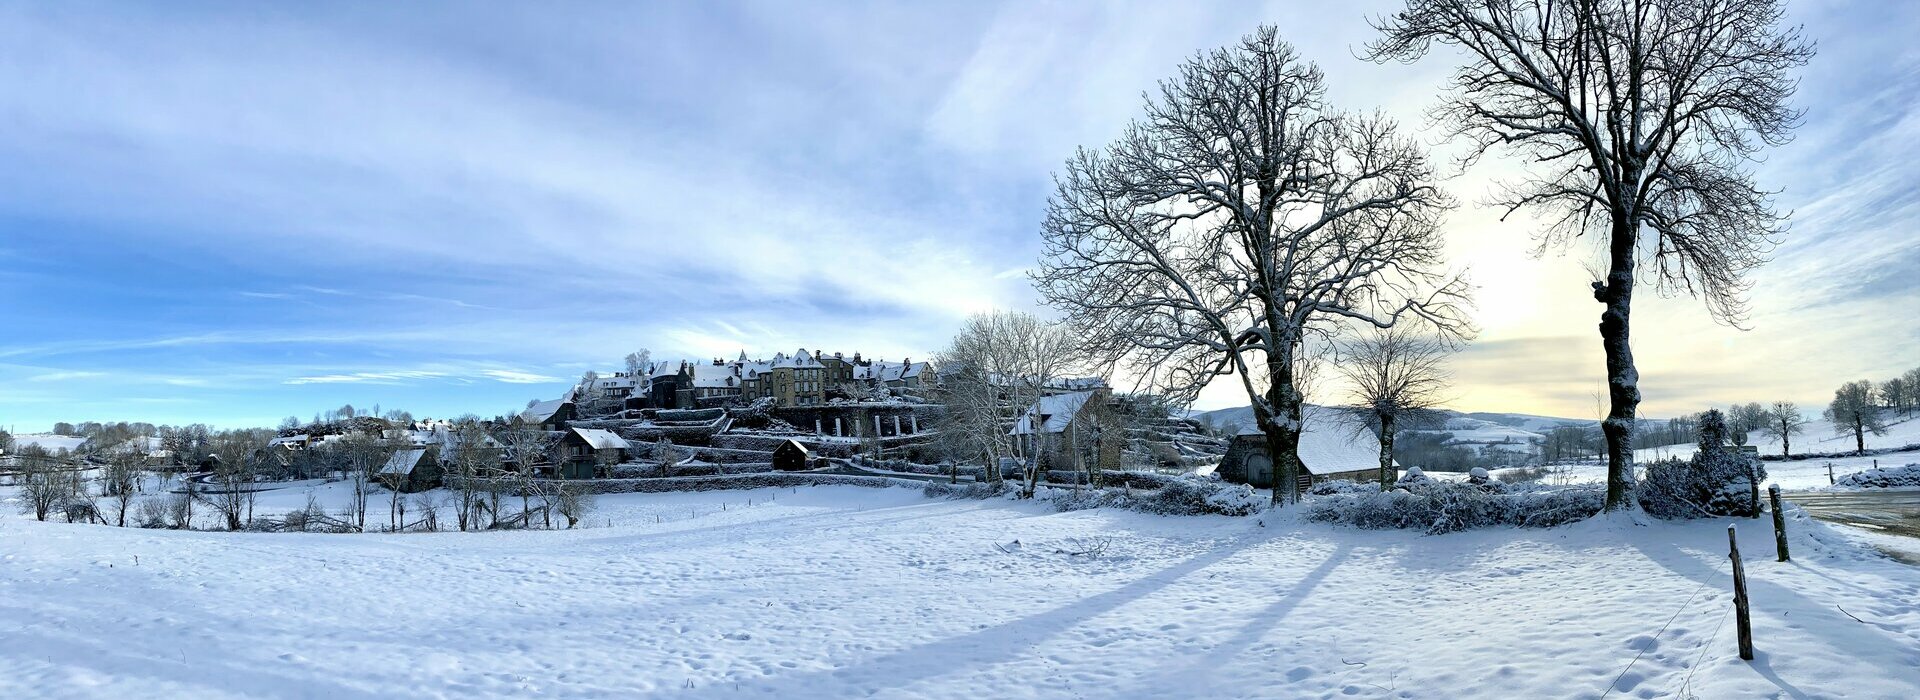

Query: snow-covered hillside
[[1635, 413, 1920, 462], [5, 434, 89, 454], [3, 485, 1917, 698], [1192, 406, 1589, 458]]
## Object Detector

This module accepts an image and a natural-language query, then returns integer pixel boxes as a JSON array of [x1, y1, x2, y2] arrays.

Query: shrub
[[922, 480, 1011, 500], [1497, 466, 1548, 484], [1395, 467, 1435, 487], [1637, 410, 1766, 519], [1308, 479, 1378, 496], [1834, 463, 1920, 489], [1306, 481, 1603, 534], [1048, 477, 1263, 517]]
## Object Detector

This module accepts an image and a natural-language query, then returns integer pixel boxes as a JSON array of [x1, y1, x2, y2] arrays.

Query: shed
[[376, 447, 444, 493], [1217, 405, 1395, 494], [772, 439, 811, 471]]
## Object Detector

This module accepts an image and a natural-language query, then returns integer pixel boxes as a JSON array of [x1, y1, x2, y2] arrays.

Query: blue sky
[[2, 0, 1916, 431]]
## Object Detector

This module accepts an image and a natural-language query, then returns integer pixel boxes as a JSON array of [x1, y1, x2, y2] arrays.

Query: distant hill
[[1189, 405, 1595, 460]]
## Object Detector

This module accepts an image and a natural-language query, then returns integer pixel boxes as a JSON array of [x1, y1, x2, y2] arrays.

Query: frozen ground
[[3, 483, 1918, 699]]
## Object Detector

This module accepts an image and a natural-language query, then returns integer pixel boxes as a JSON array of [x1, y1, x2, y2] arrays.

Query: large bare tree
[[1334, 326, 1455, 490], [1763, 400, 1807, 459], [1368, 0, 1813, 510], [1035, 26, 1468, 505], [1825, 380, 1886, 455]]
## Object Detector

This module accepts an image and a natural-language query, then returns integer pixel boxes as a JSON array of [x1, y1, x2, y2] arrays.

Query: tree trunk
[[1596, 217, 1642, 512], [1855, 416, 1866, 454], [1782, 429, 1791, 459], [1263, 347, 1305, 506], [1378, 412, 1396, 491]]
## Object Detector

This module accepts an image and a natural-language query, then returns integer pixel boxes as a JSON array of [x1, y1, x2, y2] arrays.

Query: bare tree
[[934, 311, 1070, 486], [651, 438, 683, 478], [1727, 402, 1769, 447], [1368, 0, 1813, 510], [447, 422, 499, 532], [204, 434, 261, 531], [1881, 376, 1913, 417], [497, 422, 556, 528], [552, 479, 594, 529], [1764, 400, 1808, 459], [14, 446, 70, 521], [337, 434, 393, 531], [1825, 380, 1886, 455], [102, 449, 143, 527], [1335, 326, 1455, 490], [1903, 367, 1920, 415], [1036, 27, 1468, 506]]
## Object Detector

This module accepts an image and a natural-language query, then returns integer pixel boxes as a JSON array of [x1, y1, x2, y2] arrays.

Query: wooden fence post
[[1729, 525, 1755, 660], [1827, 463, 1835, 485], [1769, 484, 1789, 562]]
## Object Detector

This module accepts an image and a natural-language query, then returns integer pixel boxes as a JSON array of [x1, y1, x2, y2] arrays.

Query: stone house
[[1009, 388, 1120, 474], [556, 427, 629, 479], [1217, 405, 1393, 495]]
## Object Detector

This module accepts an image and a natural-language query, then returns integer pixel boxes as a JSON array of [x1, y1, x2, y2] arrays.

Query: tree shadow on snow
[[1127, 541, 1356, 697], [669, 534, 1260, 698]]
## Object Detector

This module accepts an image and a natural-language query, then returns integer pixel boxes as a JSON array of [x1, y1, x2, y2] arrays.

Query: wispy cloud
[[480, 369, 560, 384], [284, 371, 449, 386], [26, 370, 106, 382]]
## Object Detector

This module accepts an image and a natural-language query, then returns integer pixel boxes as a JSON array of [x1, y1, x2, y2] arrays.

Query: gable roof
[[378, 448, 429, 476], [1235, 405, 1394, 475], [775, 439, 810, 455], [520, 399, 570, 424], [569, 428, 629, 450], [1010, 390, 1098, 435]]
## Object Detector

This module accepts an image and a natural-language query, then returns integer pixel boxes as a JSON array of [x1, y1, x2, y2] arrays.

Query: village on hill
[[5, 2, 1920, 698]]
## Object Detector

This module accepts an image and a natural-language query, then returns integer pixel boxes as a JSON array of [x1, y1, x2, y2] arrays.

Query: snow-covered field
[[3, 483, 1917, 699], [1513, 450, 1920, 492], [1635, 413, 1920, 464]]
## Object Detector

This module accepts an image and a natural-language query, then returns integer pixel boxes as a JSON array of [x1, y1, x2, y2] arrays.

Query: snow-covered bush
[[1395, 466, 1434, 487], [1307, 479, 1378, 496], [1834, 463, 1920, 489], [1047, 477, 1263, 517], [922, 480, 1010, 500], [1638, 409, 1766, 518], [1306, 482, 1603, 534]]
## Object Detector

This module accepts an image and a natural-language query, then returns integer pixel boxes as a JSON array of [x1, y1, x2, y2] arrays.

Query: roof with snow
[[520, 398, 570, 424], [692, 362, 740, 388], [1235, 405, 1394, 475], [379, 447, 429, 476], [570, 428, 630, 450], [1010, 391, 1098, 435]]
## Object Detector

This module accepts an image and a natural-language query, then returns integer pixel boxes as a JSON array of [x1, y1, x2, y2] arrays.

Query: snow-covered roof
[[379, 448, 429, 476], [772, 349, 821, 369], [520, 399, 570, 424], [692, 362, 740, 388], [267, 435, 310, 448], [1235, 405, 1394, 475], [1010, 391, 1098, 435], [570, 428, 629, 451]]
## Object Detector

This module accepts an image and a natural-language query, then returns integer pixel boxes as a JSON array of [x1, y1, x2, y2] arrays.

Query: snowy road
[[1788, 490, 1920, 547]]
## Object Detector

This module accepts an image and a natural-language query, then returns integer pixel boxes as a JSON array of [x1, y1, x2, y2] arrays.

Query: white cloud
[[480, 369, 559, 384]]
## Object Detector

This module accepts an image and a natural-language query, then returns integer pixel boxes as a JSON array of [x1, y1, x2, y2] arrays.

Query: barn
[[1216, 405, 1394, 495], [376, 447, 444, 493], [772, 439, 812, 471]]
